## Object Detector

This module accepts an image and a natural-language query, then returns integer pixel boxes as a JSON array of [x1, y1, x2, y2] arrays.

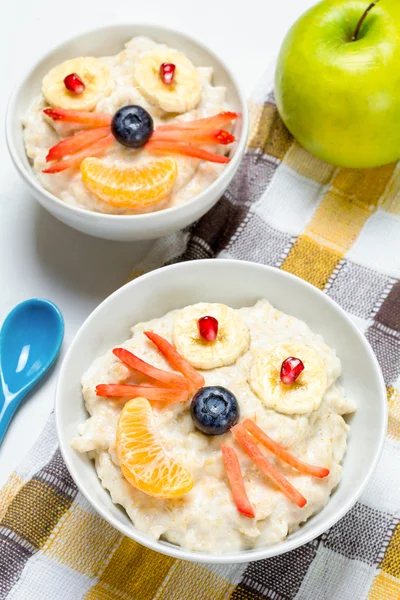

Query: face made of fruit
[[40, 47, 238, 210], [99, 306, 331, 516]]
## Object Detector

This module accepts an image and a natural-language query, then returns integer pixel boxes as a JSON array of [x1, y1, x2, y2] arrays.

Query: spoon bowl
[[0, 299, 64, 443]]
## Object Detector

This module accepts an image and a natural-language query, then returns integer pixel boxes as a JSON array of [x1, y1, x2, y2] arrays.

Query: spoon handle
[[0, 388, 25, 445]]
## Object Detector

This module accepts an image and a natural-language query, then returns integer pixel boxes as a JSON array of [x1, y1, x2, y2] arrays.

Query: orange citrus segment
[[80, 156, 178, 209], [116, 397, 194, 498]]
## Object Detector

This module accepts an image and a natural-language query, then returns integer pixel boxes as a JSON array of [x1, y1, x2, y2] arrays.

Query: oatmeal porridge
[[23, 36, 237, 215], [72, 299, 355, 554]]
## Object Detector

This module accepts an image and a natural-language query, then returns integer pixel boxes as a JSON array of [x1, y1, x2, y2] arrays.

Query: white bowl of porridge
[[55, 259, 387, 564], [6, 25, 248, 241]]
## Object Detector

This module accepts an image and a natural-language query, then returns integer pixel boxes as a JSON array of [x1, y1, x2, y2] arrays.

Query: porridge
[[72, 300, 355, 554], [23, 37, 237, 215]]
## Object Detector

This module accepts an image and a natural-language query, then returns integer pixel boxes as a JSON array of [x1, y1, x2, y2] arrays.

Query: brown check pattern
[[1, 90, 400, 600]]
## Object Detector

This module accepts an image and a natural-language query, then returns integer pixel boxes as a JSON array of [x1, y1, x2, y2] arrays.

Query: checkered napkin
[[2, 76, 400, 600]]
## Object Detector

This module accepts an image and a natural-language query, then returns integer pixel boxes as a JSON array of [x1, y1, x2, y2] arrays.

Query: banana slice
[[172, 303, 250, 370], [250, 344, 327, 415], [42, 57, 113, 111], [133, 48, 202, 113]]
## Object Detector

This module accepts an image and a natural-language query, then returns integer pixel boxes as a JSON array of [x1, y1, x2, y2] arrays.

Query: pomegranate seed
[[64, 73, 85, 95], [160, 63, 176, 85], [198, 316, 219, 342], [280, 357, 305, 385]]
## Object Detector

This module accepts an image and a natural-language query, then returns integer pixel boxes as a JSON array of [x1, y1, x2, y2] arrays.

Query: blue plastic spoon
[[0, 299, 64, 444]]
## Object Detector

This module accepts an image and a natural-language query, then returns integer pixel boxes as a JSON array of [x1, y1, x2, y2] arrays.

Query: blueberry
[[111, 105, 153, 148], [190, 386, 240, 436]]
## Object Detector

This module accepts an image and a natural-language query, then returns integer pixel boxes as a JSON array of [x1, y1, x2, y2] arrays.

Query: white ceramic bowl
[[55, 259, 387, 563], [6, 25, 248, 242]]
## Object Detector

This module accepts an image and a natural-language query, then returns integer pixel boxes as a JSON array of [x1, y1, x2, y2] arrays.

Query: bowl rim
[[55, 258, 388, 564], [5, 23, 249, 223]]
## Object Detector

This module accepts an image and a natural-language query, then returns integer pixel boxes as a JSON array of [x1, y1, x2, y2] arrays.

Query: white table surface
[[0, 0, 314, 485]]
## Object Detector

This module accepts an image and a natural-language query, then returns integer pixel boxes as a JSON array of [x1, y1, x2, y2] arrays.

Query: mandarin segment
[[80, 157, 177, 209], [116, 397, 194, 498]]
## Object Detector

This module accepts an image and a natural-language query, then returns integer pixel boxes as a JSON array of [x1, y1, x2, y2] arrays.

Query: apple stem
[[352, 0, 380, 42]]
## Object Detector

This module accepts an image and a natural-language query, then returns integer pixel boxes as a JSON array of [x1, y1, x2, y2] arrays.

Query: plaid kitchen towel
[[1, 78, 400, 600]]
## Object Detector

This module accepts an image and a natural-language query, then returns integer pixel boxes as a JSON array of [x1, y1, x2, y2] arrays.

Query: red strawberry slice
[[43, 108, 112, 127], [146, 141, 230, 164], [152, 128, 235, 146], [232, 424, 307, 508], [46, 126, 112, 162], [42, 134, 114, 173], [242, 419, 330, 478], [144, 331, 205, 391], [221, 444, 255, 518], [96, 384, 189, 403], [113, 347, 190, 390], [156, 111, 239, 132]]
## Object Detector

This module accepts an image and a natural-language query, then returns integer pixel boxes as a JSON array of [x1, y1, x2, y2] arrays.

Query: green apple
[[275, 0, 400, 168]]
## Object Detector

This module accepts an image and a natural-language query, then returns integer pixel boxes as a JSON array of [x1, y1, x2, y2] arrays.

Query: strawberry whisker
[[42, 133, 115, 173], [46, 126, 112, 162], [43, 107, 112, 127], [96, 384, 189, 403], [146, 141, 230, 164], [152, 128, 235, 146], [156, 111, 239, 132]]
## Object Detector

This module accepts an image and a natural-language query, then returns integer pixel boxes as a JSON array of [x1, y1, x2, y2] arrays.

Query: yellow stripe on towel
[[85, 537, 175, 600]]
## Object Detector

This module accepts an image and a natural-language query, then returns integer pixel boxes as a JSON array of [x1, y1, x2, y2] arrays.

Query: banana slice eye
[[172, 303, 250, 370], [250, 344, 328, 415], [133, 49, 202, 113], [42, 57, 113, 111]]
